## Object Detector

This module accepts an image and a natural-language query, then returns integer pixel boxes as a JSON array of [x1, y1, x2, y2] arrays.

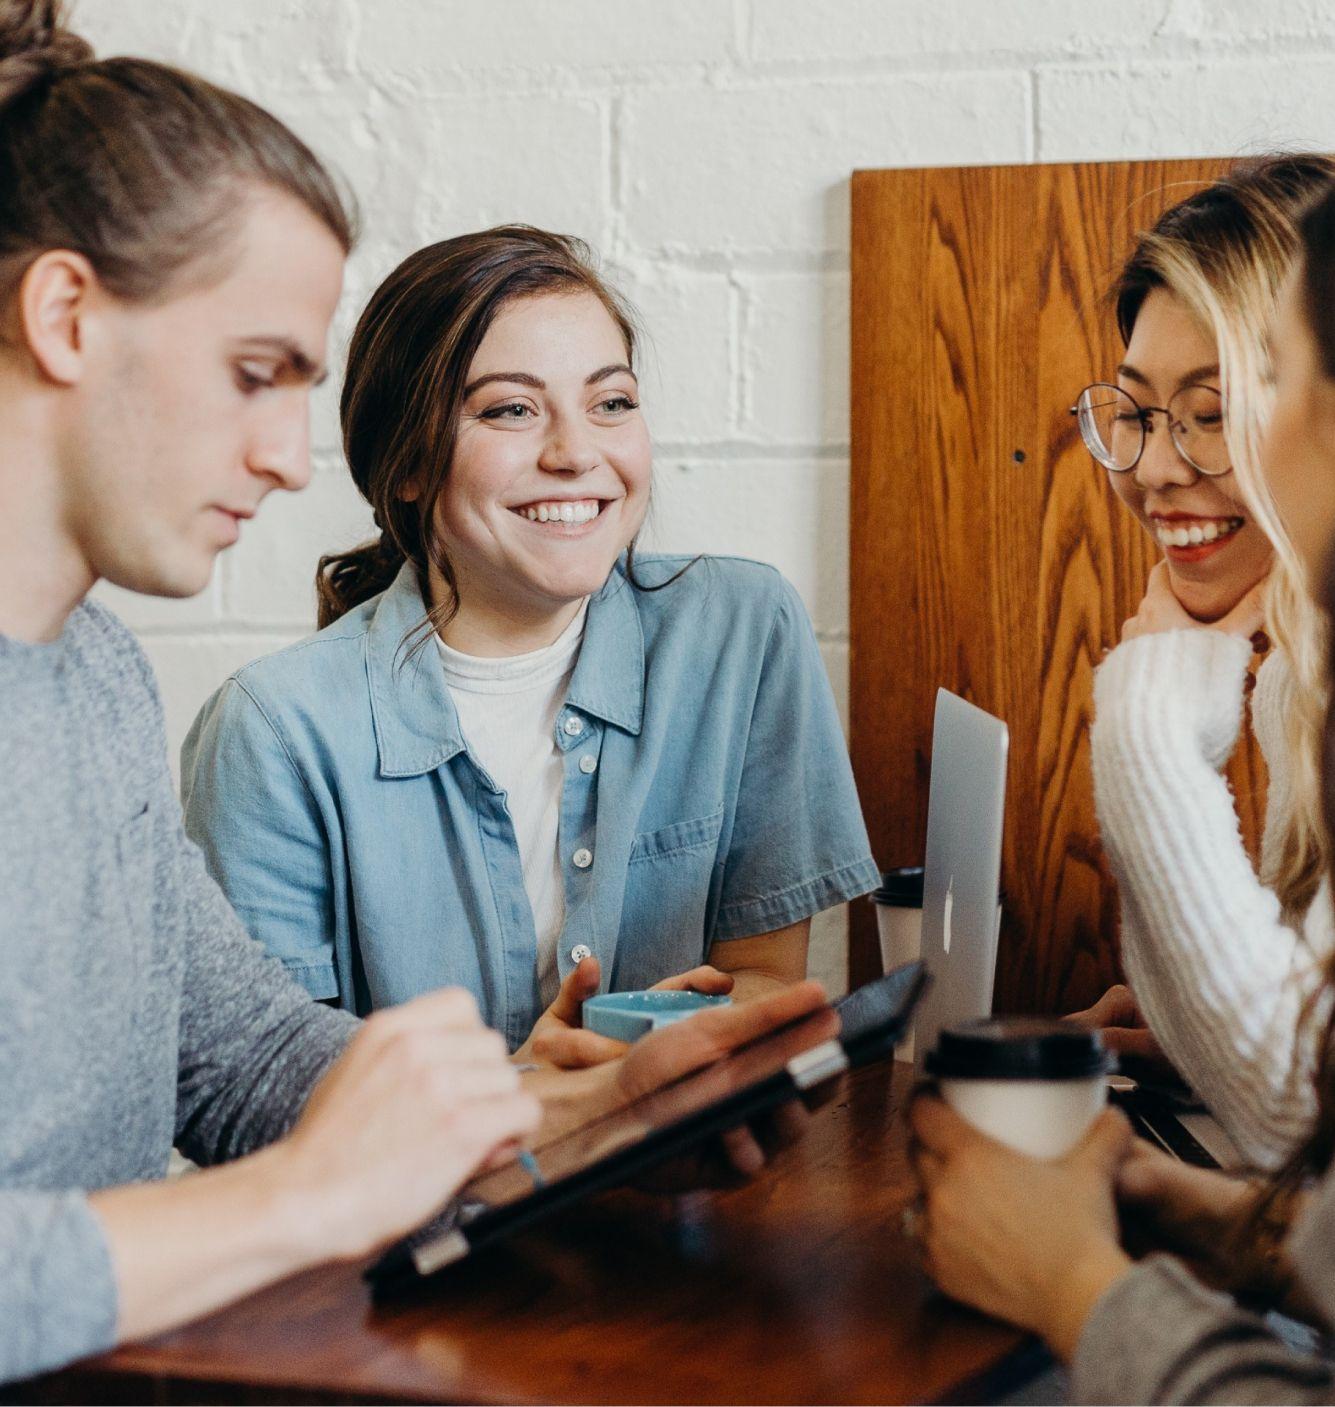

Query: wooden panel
[[849, 158, 1267, 1013]]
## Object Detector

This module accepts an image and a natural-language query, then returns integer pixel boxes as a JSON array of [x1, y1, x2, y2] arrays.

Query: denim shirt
[[181, 555, 878, 1049]]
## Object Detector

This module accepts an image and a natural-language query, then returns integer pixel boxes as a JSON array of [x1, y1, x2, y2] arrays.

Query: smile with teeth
[[1153, 516, 1245, 548], [513, 499, 602, 525]]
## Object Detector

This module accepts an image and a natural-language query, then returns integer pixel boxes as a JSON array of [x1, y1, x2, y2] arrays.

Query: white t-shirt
[[436, 603, 588, 1006]]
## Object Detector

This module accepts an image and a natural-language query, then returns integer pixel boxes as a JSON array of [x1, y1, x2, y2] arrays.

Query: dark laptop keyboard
[[1110, 1086, 1220, 1168]]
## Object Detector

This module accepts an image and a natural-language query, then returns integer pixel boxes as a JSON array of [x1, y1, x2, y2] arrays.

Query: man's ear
[[18, 249, 99, 387]]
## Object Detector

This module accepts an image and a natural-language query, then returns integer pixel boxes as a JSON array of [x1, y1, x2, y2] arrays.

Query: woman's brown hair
[[319, 224, 645, 636], [0, 0, 354, 308]]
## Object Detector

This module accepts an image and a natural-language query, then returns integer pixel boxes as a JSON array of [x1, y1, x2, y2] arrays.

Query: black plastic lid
[[871, 867, 1003, 909], [871, 866, 924, 907], [924, 1018, 1115, 1081]]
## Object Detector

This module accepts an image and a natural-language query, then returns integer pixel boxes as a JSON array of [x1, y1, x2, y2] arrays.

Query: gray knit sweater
[[0, 602, 357, 1385], [1074, 1166, 1335, 1403]]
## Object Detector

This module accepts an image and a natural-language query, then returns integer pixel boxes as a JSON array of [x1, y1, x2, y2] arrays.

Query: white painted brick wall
[[75, 0, 1335, 995]]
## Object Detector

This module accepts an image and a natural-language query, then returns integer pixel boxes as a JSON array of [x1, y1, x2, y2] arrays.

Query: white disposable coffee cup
[[924, 1018, 1114, 1161], [872, 868, 1003, 1062], [872, 868, 925, 1060]]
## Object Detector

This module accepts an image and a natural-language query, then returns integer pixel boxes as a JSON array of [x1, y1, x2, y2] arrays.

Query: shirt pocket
[[617, 810, 725, 986], [627, 809, 725, 866]]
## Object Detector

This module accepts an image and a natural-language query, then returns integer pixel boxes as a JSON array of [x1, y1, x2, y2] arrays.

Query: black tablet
[[367, 961, 928, 1297]]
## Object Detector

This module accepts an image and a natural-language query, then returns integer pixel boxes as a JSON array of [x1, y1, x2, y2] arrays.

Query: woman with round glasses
[[1069, 154, 1335, 1169], [906, 170, 1335, 1407], [1072, 369, 1266, 616]]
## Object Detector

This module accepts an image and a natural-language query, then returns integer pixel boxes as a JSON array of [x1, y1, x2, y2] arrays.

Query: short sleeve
[[713, 576, 879, 939], [181, 678, 339, 1001]]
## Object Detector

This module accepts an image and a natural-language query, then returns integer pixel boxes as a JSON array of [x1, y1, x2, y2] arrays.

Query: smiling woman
[[1066, 155, 1335, 1169], [180, 226, 878, 1061], [422, 285, 653, 652], [1077, 289, 1273, 620]]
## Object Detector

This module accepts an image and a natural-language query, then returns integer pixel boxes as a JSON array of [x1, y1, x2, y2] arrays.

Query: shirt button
[[563, 715, 584, 737], [572, 847, 593, 870], [570, 944, 592, 963], [579, 754, 597, 775]]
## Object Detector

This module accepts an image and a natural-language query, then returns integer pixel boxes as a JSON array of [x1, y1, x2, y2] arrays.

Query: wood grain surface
[[848, 159, 1267, 1009], [17, 1065, 1040, 1407]]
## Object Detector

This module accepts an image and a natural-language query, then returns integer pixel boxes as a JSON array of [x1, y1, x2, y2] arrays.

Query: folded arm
[[1093, 630, 1326, 1167]]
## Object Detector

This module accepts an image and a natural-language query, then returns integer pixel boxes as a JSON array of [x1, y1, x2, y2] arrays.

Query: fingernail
[[1251, 630, 1270, 654], [1243, 671, 1256, 694]]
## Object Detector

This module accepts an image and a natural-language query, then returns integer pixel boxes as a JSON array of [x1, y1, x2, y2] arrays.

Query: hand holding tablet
[[369, 964, 928, 1294]]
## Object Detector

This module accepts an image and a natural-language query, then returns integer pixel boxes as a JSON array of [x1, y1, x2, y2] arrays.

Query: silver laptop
[[913, 689, 1009, 1075], [905, 690, 1241, 1168]]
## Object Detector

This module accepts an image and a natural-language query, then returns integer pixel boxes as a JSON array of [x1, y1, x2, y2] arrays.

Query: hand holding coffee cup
[[924, 1018, 1116, 1160], [907, 1086, 1135, 1355]]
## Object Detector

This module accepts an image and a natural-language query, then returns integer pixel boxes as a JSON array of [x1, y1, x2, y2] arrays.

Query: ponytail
[[0, 0, 353, 308], [316, 535, 406, 631], [0, 1, 90, 109]]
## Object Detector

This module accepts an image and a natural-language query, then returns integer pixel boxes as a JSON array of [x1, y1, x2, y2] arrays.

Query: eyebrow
[[1116, 360, 1220, 391], [463, 364, 638, 397], [238, 337, 328, 386], [585, 362, 636, 385]]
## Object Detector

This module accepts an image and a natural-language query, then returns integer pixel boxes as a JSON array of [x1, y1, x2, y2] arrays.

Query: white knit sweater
[[1092, 631, 1333, 1169]]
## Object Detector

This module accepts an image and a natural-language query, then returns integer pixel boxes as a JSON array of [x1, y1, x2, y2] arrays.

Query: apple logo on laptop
[[942, 879, 954, 953]]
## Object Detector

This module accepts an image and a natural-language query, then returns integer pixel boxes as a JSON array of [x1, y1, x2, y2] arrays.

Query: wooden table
[[19, 1064, 1044, 1405]]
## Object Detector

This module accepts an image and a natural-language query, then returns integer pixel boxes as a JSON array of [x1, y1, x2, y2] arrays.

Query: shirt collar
[[566, 561, 645, 736], [365, 562, 467, 778], [365, 558, 646, 779]]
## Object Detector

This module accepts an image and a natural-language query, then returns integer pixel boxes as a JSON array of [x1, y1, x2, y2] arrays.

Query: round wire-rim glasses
[[1069, 381, 1230, 477]]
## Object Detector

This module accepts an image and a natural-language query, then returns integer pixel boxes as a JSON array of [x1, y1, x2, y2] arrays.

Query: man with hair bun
[[0, 0, 825, 1384]]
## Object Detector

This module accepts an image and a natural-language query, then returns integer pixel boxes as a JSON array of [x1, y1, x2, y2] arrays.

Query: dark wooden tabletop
[[22, 1062, 1042, 1406]]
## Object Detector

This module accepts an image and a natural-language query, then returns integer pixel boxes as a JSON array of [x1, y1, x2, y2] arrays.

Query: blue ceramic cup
[[583, 990, 733, 1043]]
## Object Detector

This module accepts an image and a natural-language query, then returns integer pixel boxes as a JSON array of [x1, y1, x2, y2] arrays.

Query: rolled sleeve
[[181, 677, 338, 1001], [714, 577, 878, 941], [0, 1190, 117, 1385]]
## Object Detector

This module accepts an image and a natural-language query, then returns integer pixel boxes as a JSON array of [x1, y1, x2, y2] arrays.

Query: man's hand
[[277, 987, 541, 1261], [91, 987, 541, 1346], [514, 956, 735, 1070], [529, 979, 834, 1189], [909, 1094, 1134, 1361], [1117, 1139, 1259, 1272], [620, 978, 835, 1186]]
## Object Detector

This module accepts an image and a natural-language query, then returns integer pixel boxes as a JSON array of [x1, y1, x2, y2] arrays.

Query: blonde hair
[[1114, 155, 1335, 916]]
